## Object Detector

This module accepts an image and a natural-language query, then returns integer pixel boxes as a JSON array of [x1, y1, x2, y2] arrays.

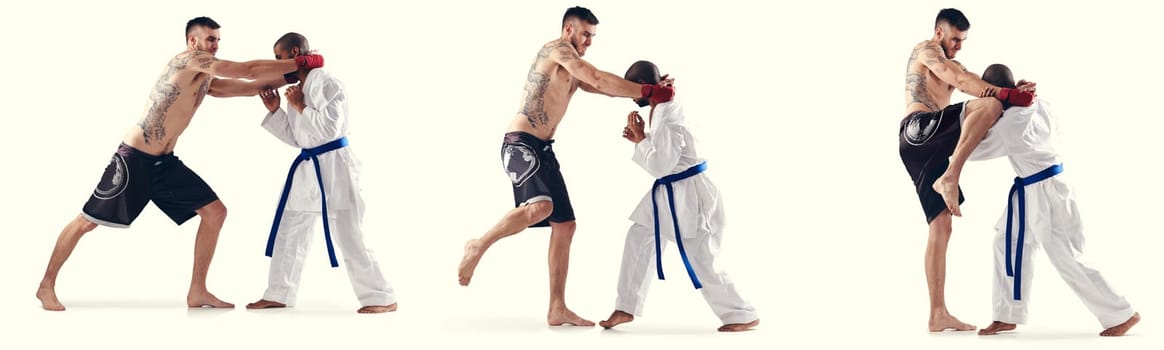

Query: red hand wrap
[[997, 88, 1034, 107], [294, 54, 324, 69], [640, 84, 674, 105]]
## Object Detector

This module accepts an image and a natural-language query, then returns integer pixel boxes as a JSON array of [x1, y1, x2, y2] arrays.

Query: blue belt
[[1004, 163, 1062, 300], [265, 137, 349, 268], [652, 161, 707, 289]]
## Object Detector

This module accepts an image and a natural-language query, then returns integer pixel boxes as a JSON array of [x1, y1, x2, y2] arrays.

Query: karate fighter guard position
[[898, 8, 1036, 331], [599, 61, 759, 332], [970, 64, 1140, 337], [36, 17, 324, 311], [456, 6, 676, 326], [245, 33, 396, 314]]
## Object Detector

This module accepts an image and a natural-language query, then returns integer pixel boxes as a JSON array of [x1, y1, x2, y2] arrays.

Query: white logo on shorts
[[502, 143, 540, 187], [93, 154, 129, 200]]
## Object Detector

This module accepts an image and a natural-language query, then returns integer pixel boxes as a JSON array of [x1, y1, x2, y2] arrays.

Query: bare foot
[[36, 287, 65, 311], [930, 314, 976, 332], [548, 307, 595, 327], [187, 291, 235, 309], [977, 321, 1017, 335], [358, 303, 398, 314], [245, 299, 286, 309], [458, 239, 484, 286], [718, 319, 760, 332], [1100, 312, 1140, 337], [932, 175, 962, 217], [599, 310, 634, 329]]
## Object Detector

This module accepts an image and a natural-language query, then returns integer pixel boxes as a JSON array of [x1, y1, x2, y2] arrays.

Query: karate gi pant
[[991, 178, 1134, 328], [614, 202, 757, 324], [263, 207, 395, 307]]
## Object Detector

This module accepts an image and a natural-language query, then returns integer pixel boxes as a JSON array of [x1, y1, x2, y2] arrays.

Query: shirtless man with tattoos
[[897, 8, 1036, 331], [35, 16, 324, 311], [456, 6, 674, 326]]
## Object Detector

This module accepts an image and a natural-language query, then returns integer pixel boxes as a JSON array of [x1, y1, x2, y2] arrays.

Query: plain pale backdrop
[[0, 0, 1159, 349]]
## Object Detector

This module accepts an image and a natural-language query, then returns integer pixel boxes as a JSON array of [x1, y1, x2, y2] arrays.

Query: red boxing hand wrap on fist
[[640, 84, 675, 105], [294, 54, 324, 69], [996, 88, 1034, 107]]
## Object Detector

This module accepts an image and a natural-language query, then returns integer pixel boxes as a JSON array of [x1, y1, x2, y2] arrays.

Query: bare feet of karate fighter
[[976, 313, 1139, 336], [1100, 313, 1141, 337], [600, 310, 759, 332]]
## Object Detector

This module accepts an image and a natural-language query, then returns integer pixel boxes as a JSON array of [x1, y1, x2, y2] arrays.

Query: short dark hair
[[982, 64, 1016, 89], [562, 6, 599, 28], [185, 16, 220, 37], [274, 32, 310, 53], [935, 8, 970, 31], [624, 60, 660, 85]]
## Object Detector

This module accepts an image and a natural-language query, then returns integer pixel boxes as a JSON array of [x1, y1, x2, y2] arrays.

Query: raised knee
[[198, 201, 228, 224], [978, 98, 1004, 115], [526, 201, 553, 222]]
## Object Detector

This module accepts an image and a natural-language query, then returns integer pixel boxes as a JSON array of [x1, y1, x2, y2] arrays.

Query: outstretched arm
[[185, 51, 321, 81], [207, 77, 288, 98], [578, 81, 614, 97], [550, 42, 641, 98]]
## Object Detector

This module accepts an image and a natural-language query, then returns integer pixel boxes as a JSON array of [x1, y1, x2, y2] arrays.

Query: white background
[[1, 0, 1159, 349]]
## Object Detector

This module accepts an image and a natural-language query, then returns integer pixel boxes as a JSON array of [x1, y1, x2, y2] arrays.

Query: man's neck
[[298, 68, 313, 83]]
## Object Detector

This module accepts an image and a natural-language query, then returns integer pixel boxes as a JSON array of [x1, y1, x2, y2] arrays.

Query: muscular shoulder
[[168, 51, 213, 82], [536, 40, 580, 63], [909, 40, 941, 60], [171, 50, 215, 69]]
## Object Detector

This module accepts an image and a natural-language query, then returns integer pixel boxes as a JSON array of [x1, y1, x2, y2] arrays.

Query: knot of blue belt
[[1004, 163, 1062, 300], [265, 137, 349, 268], [652, 161, 707, 289]]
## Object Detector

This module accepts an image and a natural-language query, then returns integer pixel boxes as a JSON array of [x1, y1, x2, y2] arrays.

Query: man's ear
[[291, 47, 301, 57]]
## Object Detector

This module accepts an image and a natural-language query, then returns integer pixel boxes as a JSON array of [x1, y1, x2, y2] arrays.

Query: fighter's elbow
[[585, 74, 607, 91]]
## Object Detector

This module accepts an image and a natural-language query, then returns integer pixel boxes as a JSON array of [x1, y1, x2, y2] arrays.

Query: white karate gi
[[970, 99, 1134, 328], [260, 68, 395, 307], [615, 96, 758, 325]]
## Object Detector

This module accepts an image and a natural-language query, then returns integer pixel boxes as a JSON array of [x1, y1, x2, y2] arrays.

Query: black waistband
[[504, 131, 555, 148], [117, 143, 176, 161]]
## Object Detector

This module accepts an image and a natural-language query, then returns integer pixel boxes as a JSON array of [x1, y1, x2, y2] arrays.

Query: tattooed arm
[[186, 51, 299, 80], [917, 42, 1003, 98], [578, 81, 615, 97], [552, 42, 641, 98], [207, 77, 289, 98], [951, 60, 980, 79]]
